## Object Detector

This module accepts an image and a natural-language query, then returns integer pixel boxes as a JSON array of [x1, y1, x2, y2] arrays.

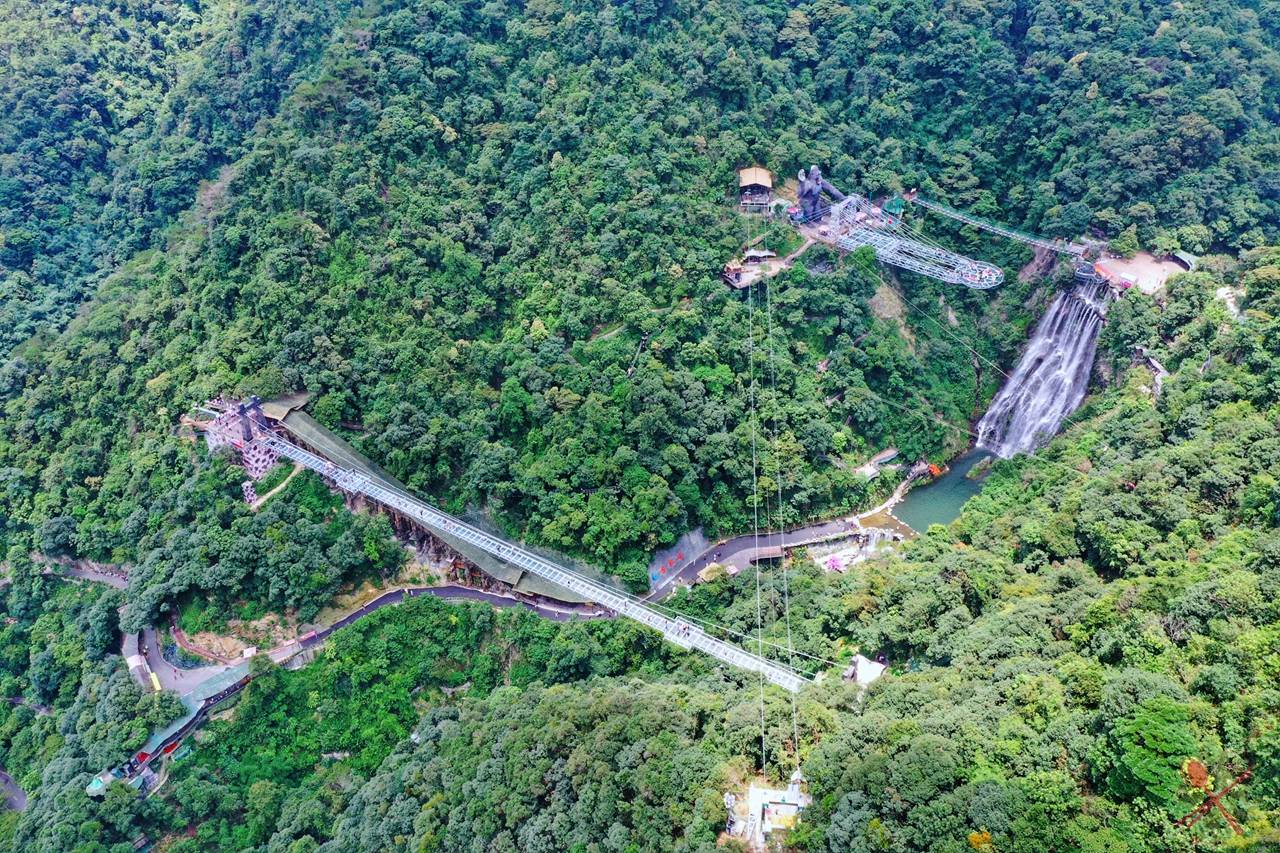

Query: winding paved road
[[130, 585, 595, 695], [304, 585, 604, 648], [47, 559, 598, 694]]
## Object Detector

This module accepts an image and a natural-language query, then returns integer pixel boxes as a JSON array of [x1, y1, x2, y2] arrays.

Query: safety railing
[[258, 434, 810, 692]]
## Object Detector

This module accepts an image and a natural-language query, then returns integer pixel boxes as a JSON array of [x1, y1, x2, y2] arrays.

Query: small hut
[[738, 167, 773, 212]]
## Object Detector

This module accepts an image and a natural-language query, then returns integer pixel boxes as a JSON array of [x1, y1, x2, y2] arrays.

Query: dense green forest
[[11, 252, 1276, 851], [0, 572, 184, 851], [2, 0, 1280, 850], [5, 0, 1279, 593], [120, 466, 405, 630], [0, 0, 357, 353]]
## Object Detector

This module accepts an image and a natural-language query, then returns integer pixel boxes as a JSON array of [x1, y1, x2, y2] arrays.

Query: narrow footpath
[[3, 697, 51, 717], [38, 560, 127, 589]]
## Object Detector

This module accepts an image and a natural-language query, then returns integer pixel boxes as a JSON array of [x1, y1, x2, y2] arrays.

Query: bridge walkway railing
[[908, 195, 1086, 257], [258, 434, 811, 693]]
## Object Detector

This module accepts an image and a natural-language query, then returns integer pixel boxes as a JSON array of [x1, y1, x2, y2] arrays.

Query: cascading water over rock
[[976, 267, 1113, 457]]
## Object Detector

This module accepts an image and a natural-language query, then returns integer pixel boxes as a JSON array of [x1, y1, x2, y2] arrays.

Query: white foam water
[[976, 268, 1112, 458]]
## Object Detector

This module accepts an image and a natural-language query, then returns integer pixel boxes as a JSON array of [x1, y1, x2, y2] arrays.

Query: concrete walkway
[[648, 466, 926, 600], [141, 626, 230, 693], [647, 517, 860, 599]]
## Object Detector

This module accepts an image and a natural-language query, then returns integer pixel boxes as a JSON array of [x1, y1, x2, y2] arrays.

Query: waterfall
[[976, 268, 1113, 458]]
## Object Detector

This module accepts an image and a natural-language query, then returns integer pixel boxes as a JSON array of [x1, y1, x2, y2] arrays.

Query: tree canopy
[[3, 0, 1280, 850]]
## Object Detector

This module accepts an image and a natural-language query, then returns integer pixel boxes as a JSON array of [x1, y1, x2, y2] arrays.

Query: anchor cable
[[761, 255, 802, 768]]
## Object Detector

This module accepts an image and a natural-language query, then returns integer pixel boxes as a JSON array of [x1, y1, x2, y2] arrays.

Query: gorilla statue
[[795, 165, 845, 221]]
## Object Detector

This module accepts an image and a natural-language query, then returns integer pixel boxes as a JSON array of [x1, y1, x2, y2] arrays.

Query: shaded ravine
[[1, 768, 26, 812]]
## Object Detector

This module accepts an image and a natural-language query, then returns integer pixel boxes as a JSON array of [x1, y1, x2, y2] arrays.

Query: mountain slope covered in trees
[[2, 0, 1280, 850], [4, 0, 1279, 597], [15, 251, 1274, 852], [0, 0, 358, 352]]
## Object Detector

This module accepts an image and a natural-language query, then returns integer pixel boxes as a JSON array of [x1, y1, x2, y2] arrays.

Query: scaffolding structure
[[826, 196, 1005, 289], [791, 185, 1006, 289]]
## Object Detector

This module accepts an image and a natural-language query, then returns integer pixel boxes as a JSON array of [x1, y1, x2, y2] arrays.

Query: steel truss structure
[[828, 197, 1005, 289]]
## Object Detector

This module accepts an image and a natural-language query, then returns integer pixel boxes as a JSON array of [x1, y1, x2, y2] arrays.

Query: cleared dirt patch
[[188, 609, 299, 657], [869, 282, 915, 349], [869, 281, 903, 320], [1018, 246, 1058, 283], [1096, 252, 1184, 295]]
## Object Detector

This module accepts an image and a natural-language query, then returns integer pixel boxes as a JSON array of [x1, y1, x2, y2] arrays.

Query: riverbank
[[891, 448, 989, 532], [649, 450, 994, 599]]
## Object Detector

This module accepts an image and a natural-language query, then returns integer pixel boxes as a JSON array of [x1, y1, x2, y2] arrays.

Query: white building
[[744, 770, 812, 849]]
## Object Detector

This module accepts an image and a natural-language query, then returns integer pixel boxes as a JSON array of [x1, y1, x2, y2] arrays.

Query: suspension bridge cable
[[628, 593, 843, 669], [744, 253, 769, 770], [761, 266, 802, 765]]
